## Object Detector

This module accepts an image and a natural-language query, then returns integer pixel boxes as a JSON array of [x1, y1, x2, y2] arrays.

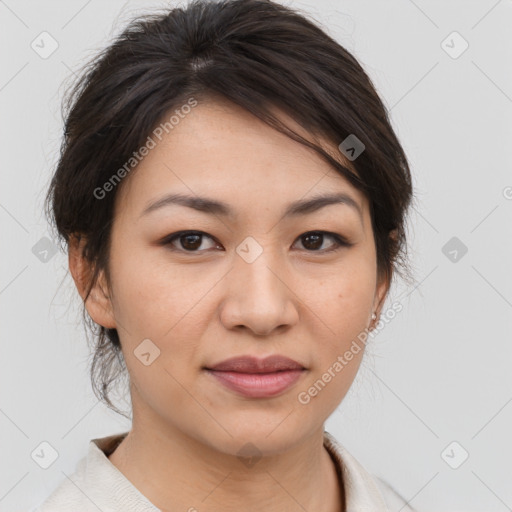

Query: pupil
[[304, 232, 322, 250], [182, 234, 201, 250]]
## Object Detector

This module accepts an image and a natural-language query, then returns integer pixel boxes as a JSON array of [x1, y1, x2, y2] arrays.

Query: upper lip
[[205, 355, 305, 373]]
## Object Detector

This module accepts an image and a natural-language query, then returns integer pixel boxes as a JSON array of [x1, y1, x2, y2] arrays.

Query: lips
[[205, 355, 305, 373], [204, 355, 306, 398]]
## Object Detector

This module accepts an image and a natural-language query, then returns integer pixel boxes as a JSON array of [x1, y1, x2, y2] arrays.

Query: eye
[[160, 230, 352, 254], [161, 231, 220, 253], [293, 231, 352, 253]]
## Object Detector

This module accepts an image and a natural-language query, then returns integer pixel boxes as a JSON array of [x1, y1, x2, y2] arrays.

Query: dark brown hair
[[45, 0, 414, 418]]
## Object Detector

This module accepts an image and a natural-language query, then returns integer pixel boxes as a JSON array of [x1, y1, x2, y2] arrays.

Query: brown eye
[[179, 233, 202, 250], [162, 231, 219, 252], [295, 231, 351, 252]]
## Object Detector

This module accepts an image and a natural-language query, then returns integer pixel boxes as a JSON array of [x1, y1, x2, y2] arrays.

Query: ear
[[372, 269, 390, 323], [68, 234, 117, 329], [371, 229, 397, 324]]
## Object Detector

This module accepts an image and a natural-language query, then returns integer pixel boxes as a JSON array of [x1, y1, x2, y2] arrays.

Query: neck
[[108, 414, 344, 512]]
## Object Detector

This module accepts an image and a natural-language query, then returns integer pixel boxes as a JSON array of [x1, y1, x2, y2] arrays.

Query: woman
[[34, 0, 415, 510]]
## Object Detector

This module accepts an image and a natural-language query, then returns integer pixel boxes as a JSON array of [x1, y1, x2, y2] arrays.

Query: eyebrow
[[140, 191, 363, 224]]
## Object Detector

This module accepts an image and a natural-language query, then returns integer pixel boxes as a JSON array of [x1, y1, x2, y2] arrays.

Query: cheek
[[108, 239, 198, 334], [108, 243, 217, 380], [304, 253, 376, 391], [311, 257, 376, 334], [296, 273, 373, 414]]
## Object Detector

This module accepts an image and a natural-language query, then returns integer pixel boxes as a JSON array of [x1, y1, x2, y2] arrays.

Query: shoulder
[[29, 480, 93, 512], [323, 430, 417, 511], [29, 433, 132, 512], [29, 457, 95, 512], [372, 475, 417, 511]]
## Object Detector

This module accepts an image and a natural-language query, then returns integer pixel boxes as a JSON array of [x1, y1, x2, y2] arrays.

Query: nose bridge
[[235, 234, 285, 301], [221, 234, 297, 334]]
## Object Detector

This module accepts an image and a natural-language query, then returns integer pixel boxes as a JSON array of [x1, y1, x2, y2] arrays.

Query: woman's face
[[81, 98, 389, 456]]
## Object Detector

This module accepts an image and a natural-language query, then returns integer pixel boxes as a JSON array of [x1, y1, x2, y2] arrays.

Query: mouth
[[203, 354, 307, 398]]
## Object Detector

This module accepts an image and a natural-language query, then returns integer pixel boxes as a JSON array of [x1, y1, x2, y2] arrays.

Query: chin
[[204, 416, 314, 457]]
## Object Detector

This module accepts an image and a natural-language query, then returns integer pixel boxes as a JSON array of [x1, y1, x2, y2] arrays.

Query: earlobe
[[68, 234, 117, 329]]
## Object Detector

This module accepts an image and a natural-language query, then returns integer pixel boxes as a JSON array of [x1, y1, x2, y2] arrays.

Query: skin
[[69, 97, 391, 512]]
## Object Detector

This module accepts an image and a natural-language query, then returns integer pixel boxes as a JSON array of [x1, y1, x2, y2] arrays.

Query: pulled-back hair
[[45, 0, 414, 417]]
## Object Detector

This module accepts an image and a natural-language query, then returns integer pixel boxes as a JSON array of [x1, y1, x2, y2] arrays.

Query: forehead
[[115, 98, 368, 223]]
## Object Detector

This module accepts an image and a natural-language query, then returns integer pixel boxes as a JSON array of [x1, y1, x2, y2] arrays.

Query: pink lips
[[204, 355, 306, 398]]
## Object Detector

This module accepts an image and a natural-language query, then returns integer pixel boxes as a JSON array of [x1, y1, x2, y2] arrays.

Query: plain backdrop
[[1, 1, 511, 511]]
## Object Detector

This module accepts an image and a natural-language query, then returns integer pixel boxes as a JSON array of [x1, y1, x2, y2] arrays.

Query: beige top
[[32, 431, 416, 511]]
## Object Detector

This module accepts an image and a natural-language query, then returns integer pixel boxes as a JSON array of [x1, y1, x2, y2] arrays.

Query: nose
[[219, 245, 299, 337]]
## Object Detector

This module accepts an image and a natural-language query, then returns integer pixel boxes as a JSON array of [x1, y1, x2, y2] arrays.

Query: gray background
[[1, 1, 511, 511]]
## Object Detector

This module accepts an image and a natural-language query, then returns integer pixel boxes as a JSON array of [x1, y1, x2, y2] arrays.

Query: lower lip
[[205, 369, 305, 398]]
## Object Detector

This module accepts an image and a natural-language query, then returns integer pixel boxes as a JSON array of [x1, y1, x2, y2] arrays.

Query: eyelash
[[159, 230, 353, 254]]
